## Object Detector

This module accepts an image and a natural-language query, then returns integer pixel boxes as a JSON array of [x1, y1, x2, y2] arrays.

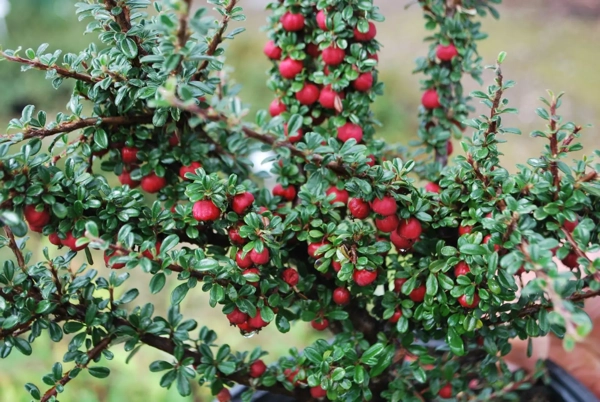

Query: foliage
[[0, 0, 599, 401]]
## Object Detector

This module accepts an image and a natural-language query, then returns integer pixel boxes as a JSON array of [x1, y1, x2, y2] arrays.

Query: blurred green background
[[0, 0, 599, 401]]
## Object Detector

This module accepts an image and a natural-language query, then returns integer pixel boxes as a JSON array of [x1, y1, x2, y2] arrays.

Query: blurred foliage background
[[0, 0, 598, 401]]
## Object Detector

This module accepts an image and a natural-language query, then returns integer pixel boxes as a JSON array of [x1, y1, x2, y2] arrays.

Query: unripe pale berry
[[263, 40, 282, 60], [179, 161, 202, 179], [273, 184, 296, 201], [326, 186, 349, 205], [316, 10, 327, 30], [352, 72, 373, 92], [422, 89, 441, 109], [311, 318, 329, 331], [337, 122, 363, 143], [409, 285, 426, 302], [436, 43, 459, 61], [333, 287, 350, 305], [250, 246, 270, 265], [397, 217, 422, 240], [280, 12, 305, 32], [140, 173, 167, 193], [295, 83, 320, 105], [193, 200, 220, 221], [232, 192, 255, 214], [454, 261, 470, 277], [279, 58, 303, 79], [353, 21, 377, 41], [249, 360, 267, 378], [458, 293, 480, 308], [121, 146, 138, 164], [424, 182, 441, 193], [118, 170, 140, 188], [269, 98, 286, 116], [282, 268, 299, 286], [375, 214, 400, 233], [235, 250, 253, 269], [371, 196, 397, 216], [348, 198, 370, 219], [353, 269, 377, 286], [322, 45, 345, 66]]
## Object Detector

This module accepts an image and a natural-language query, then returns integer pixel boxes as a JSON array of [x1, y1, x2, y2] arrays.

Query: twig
[[0, 51, 98, 84], [177, 0, 193, 49], [561, 228, 592, 263], [3, 226, 27, 273], [102, 0, 147, 66], [548, 98, 560, 199], [485, 67, 504, 137], [560, 125, 582, 153]]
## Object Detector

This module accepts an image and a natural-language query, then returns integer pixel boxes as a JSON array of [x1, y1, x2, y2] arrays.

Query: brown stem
[[548, 99, 560, 199], [561, 228, 592, 263], [177, 0, 193, 49], [4, 226, 27, 272], [579, 170, 598, 183], [0, 51, 98, 84], [485, 67, 504, 138], [560, 125, 582, 153], [102, 0, 147, 66]]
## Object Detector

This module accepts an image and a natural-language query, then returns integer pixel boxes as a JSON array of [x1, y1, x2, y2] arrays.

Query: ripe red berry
[[248, 309, 268, 329], [193, 200, 220, 221], [216, 388, 231, 402], [308, 241, 329, 259], [284, 124, 303, 143], [424, 182, 441, 193], [121, 146, 138, 164], [235, 250, 253, 269], [458, 293, 480, 308], [348, 198, 370, 219], [389, 309, 402, 323], [24, 204, 50, 227], [371, 196, 397, 216], [458, 225, 473, 236], [562, 251, 579, 269], [352, 72, 373, 92], [284, 368, 301, 386], [394, 278, 407, 292], [376, 214, 400, 233], [447, 140, 453, 155], [353, 269, 378, 286], [332, 260, 342, 272], [310, 318, 329, 331], [228, 226, 245, 246], [104, 250, 126, 269], [280, 11, 305, 31], [353, 22, 377, 41], [422, 89, 441, 109], [118, 169, 140, 188], [319, 85, 343, 109], [306, 43, 320, 58], [322, 45, 345, 66], [142, 241, 162, 259], [179, 161, 202, 179], [263, 40, 282, 60], [168, 134, 179, 147], [249, 360, 267, 378], [61, 231, 86, 252], [279, 58, 303, 79], [390, 229, 414, 250], [237, 321, 252, 333], [295, 83, 320, 105], [269, 98, 286, 116], [366, 154, 376, 166], [232, 192, 255, 215], [483, 234, 500, 251], [337, 122, 363, 143], [48, 233, 62, 246], [397, 217, 422, 240], [563, 218, 578, 233], [316, 10, 327, 30], [282, 268, 299, 286], [273, 184, 296, 201], [326, 186, 349, 205], [409, 285, 426, 302], [310, 385, 327, 399], [438, 384, 453, 399], [140, 173, 166, 193], [250, 246, 270, 265], [333, 287, 350, 305], [226, 307, 248, 325], [368, 53, 379, 62], [436, 43, 459, 61], [454, 261, 470, 277]]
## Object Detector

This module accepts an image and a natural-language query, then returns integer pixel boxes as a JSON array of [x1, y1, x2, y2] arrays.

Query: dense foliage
[[0, 0, 599, 401]]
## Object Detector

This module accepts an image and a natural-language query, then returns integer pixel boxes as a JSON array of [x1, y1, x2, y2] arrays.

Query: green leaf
[[160, 234, 179, 254], [118, 37, 138, 59], [360, 343, 384, 366], [446, 328, 465, 356], [149, 273, 166, 294], [459, 244, 487, 255], [171, 283, 189, 305], [88, 367, 110, 378]]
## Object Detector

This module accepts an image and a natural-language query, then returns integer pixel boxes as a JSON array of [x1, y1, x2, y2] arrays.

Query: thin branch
[[485, 67, 504, 137], [103, 0, 147, 66], [4, 226, 27, 273], [177, 0, 193, 49], [560, 125, 582, 153], [1, 51, 98, 84], [561, 228, 593, 263], [548, 98, 560, 199]]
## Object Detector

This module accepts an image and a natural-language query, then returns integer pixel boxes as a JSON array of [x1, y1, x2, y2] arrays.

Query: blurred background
[[0, 0, 599, 401]]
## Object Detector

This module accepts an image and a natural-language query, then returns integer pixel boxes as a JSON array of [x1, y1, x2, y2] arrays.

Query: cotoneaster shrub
[[0, 0, 599, 401]]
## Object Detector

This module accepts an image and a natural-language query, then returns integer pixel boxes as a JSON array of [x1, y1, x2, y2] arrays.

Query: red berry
[[192, 200, 220, 221], [48, 233, 62, 246], [284, 368, 300, 386], [454, 261, 470, 277], [326, 186, 349, 205], [118, 169, 140, 188], [316, 10, 327, 30], [121, 146, 138, 164], [242, 268, 260, 287], [389, 309, 402, 323], [390, 229, 414, 250], [333, 287, 350, 305], [273, 184, 296, 201], [26, 224, 43, 233], [483, 234, 500, 251], [322, 45, 345, 66], [319, 85, 344, 109], [280, 12, 305, 32], [142, 241, 161, 259], [424, 182, 441, 193], [311, 318, 329, 331], [140, 173, 166, 193], [352, 72, 373, 92], [179, 161, 202, 179], [436, 43, 459, 61], [168, 134, 179, 147], [237, 321, 252, 332], [263, 40, 282, 60], [366, 154, 376, 167], [563, 218, 578, 233], [409, 285, 426, 302], [348, 198, 370, 219], [295, 83, 320, 105], [249, 360, 267, 378], [458, 225, 473, 236], [371, 196, 397, 216], [394, 278, 407, 292], [232, 192, 255, 215], [310, 385, 327, 399], [236, 250, 253, 269], [250, 246, 270, 265], [269, 98, 286, 116], [216, 388, 231, 402], [279, 58, 303, 79], [332, 260, 342, 272], [104, 250, 126, 269], [308, 241, 329, 259], [226, 307, 248, 325], [376, 214, 400, 233], [306, 43, 320, 58], [24, 204, 50, 227], [337, 122, 363, 143], [353, 269, 378, 286], [397, 217, 422, 240], [282, 268, 299, 286], [516, 265, 526, 275], [438, 384, 453, 399], [368, 53, 379, 62], [562, 251, 579, 269], [228, 226, 245, 246], [248, 309, 268, 329], [353, 22, 377, 41], [284, 124, 303, 143], [61, 231, 86, 252], [458, 293, 480, 308], [447, 140, 453, 155], [422, 89, 441, 109]]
